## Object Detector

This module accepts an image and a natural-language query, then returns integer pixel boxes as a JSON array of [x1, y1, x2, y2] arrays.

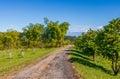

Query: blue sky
[[0, 0, 120, 32]]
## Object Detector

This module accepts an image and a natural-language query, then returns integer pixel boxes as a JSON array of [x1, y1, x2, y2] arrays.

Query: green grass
[[0, 48, 58, 76], [70, 49, 120, 79]]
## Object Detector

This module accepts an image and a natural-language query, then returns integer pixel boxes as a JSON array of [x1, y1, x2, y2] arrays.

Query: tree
[[22, 23, 45, 48], [85, 29, 97, 61], [43, 21, 61, 47], [97, 18, 120, 75], [74, 29, 97, 61], [59, 22, 69, 46], [0, 32, 3, 49], [1, 29, 20, 49], [74, 34, 84, 50], [42, 18, 69, 47]]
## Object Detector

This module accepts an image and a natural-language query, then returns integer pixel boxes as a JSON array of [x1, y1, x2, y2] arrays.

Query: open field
[[0, 48, 58, 76], [70, 49, 120, 79]]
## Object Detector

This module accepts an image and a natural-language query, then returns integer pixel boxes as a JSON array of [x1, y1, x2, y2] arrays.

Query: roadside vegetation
[[0, 18, 70, 49], [0, 18, 71, 76], [71, 18, 120, 78]]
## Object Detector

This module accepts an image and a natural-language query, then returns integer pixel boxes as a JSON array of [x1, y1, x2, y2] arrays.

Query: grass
[[0, 48, 58, 76], [70, 49, 120, 79]]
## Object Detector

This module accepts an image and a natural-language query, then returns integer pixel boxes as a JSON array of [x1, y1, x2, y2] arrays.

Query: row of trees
[[74, 18, 120, 76], [0, 18, 70, 50]]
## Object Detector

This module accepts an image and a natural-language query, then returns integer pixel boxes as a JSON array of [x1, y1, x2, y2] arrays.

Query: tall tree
[[22, 23, 44, 47], [85, 29, 97, 61], [59, 22, 69, 46], [42, 18, 69, 47], [43, 21, 61, 47], [74, 29, 97, 61], [98, 18, 120, 75]]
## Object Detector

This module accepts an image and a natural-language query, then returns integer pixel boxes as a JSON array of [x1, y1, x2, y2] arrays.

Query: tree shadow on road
[[66, 49, 92, 61], [67, 49, 87, 56], [70, 52, 92, 61]]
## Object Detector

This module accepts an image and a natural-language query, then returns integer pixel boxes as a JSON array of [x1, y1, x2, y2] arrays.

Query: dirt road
[[7, 46, 79, 79]]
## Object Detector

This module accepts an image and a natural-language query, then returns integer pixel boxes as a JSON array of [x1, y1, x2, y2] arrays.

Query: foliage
[[1, 29, 20, 49], [74, 18, 120, 75], [74, 29, 97, 61], [0, 18, 70, 49], [22, 23, 45, 48], [42, 18, 69, 47], [99, 18, 120, 75], [64, 36, 76, 43]]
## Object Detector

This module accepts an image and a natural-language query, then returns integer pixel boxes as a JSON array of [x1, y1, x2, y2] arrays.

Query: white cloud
[[69, 25, 104, 32], [0, 24, 23, 32], [69, 25, 91, 32], [97, 26, 103, 29]]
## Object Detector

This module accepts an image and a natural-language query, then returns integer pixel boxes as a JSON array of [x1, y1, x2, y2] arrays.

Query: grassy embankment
[[0, 48, 58, 76], [70, 49, 120, 79]]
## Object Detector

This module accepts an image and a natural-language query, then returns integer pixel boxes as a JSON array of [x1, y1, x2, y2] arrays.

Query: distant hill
[[66, 32, 81, 36]]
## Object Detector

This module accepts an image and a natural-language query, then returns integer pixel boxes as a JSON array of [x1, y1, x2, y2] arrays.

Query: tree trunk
[[93, 53, 95, 62], [111, 55, 120, 76]]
